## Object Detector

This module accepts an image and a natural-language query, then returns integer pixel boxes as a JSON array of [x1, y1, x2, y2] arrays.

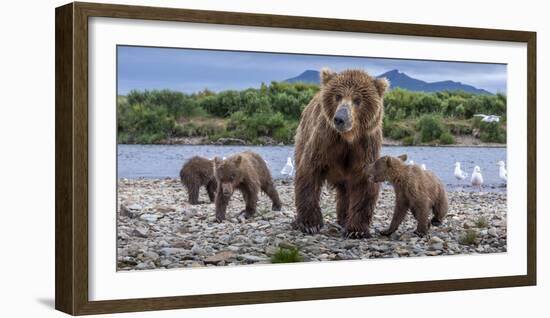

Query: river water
[[118, 144, 507, 192]]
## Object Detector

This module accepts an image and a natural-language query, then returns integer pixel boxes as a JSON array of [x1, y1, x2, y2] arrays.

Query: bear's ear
[[374, 77, 390, 97], [234, 155, 242, 167], [397, 154, 408, 162], [385, 156, 393, 168], [320, 67, 336, 86]]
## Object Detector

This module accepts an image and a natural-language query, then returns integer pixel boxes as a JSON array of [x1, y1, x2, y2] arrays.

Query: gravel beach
[[117, 178, 507, 271]]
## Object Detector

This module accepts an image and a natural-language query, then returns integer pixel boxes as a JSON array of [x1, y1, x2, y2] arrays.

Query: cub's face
[[320, 68, 389, 142], [213, 156, 243, 197], [365, 154, 407, 183]]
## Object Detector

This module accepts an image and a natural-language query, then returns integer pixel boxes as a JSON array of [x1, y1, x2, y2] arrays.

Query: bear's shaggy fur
[[294, 68, 389, 238], [213, 151, 282, 222], [179, 156, 217, 205], [365, 155, 448, 237]]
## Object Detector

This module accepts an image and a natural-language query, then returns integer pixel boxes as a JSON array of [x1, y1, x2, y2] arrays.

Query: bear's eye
[[353, 97, 361, 106], [335, 94, 342, 102]]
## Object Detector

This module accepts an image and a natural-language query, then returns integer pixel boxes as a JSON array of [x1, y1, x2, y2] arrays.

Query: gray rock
[[159, 248, 187, 256], [132, 227, 149, 238], [204, 251, 235, 264], [144, 251, 159, 261], [140, 214, 159, 222], [240, 254, 269, 262]]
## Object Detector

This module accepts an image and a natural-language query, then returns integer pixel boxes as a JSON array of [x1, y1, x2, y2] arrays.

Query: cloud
[[117, 46, 507, 94]]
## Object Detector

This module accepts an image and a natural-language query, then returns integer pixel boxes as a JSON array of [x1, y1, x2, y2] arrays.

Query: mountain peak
[[284, 69, 491, 95]]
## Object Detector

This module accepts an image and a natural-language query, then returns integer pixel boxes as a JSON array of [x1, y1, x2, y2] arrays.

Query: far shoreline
[[118, 136, 507, 148]]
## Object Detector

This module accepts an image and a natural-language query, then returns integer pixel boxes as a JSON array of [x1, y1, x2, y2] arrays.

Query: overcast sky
[[117, 46, 507, 95]]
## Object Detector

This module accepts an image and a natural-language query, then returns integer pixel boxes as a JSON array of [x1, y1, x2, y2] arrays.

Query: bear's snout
[[221, 183, 233, 197], [333, 105, 352, 132]]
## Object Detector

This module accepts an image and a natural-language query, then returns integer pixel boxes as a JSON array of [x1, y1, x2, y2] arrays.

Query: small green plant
[[474, 216, 489, 228], [439, 132, 455, 145], [459, 229, 479, 245], [271, 247, 303, 263]]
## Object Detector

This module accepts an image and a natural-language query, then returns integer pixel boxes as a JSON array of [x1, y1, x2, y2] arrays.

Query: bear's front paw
[[430, 217, 442, 226], [216, 214, 226, 223], [379, 229, 394, 236], [344, 220, 372, 239], [344, 230, 372, 239], [292, 219, 324, 235], [239, 210, 255, 219], [413, 229, 427, 237], [272, 203, 282, 211]]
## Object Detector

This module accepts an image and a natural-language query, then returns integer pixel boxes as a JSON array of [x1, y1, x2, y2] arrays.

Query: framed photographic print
[[55, 2, 537, 315]]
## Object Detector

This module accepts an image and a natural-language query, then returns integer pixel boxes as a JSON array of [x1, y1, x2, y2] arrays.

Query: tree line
[[117, 82, 506, 145]]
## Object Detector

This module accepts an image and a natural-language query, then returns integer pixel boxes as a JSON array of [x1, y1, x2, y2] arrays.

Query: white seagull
[[421, 164, 427, 171], [280, 157, 294, 176], [454, 162, 468, 181], [473, 114, 500, 123], [497, 160, 507, 182], [471, 166, 484, 190]]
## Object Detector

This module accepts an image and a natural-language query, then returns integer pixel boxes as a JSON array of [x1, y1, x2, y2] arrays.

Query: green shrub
[[271, 247, 303, 263], [439, 132, 455, 145], [479, 121, 506, 143], [402, 135, 417, 146], [417, 115, 445, 142]]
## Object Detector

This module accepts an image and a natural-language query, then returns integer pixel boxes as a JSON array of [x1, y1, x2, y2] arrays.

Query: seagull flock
[[454, 160, 507, 191]]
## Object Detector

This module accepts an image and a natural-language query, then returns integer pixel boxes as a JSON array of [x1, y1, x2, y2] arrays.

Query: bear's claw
[[344, 231, 372, 239], [292, 220, 323, 235]]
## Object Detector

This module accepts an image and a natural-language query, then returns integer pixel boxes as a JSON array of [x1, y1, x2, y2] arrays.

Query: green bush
[[271, 247, 303, 263], [417, 115, 445, 142], [387, 124, 415, 140], [118, 84, 507, 145], [402, 135, 417, 146], [439, 132, 455, 144], [479, 121, 506, 143]]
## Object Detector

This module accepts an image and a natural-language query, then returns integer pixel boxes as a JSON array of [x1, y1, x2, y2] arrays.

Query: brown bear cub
[[294, 68, 389, 238], [180, 156, 217, 205], [365, 155, 448, 237], [213, 151, 282, 222]]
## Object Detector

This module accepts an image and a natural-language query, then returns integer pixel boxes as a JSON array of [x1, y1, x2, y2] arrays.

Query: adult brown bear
[[179, 156, 217, 205], [294, 68, 389, 238]]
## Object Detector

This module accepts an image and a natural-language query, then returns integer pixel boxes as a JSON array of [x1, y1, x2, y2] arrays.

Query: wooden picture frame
[[55, 2, 536, 315]]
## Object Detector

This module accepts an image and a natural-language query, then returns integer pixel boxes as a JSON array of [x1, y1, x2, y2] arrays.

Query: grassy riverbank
[[117, 83, 507, 146]]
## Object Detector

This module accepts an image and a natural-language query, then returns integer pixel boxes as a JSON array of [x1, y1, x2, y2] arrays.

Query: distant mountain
[[285, 70, 321, 84], [284, 69, 492, 95]]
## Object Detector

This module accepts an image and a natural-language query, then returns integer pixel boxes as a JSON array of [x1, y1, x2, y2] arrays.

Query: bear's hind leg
[[186, 182, 200, 205], [263, 181, 282, 211], [294, 170, 324, 234], [412, 205, 431, 237], [240, 184, 259, 219], [431, 191, 448, 226]]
